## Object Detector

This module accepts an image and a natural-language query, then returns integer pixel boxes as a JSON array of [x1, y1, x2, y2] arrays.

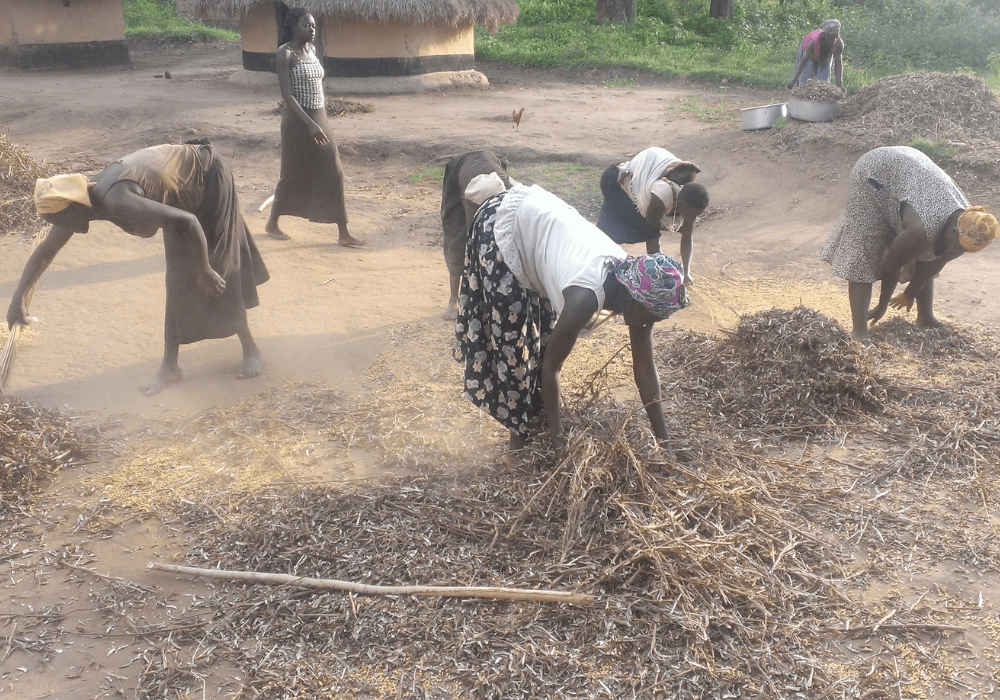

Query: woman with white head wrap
[[596, 147, 709, 287], [787, 19, 844, 89]]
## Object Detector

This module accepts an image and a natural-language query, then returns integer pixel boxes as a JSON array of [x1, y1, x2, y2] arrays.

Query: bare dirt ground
[[2, 38, 1000, 699]]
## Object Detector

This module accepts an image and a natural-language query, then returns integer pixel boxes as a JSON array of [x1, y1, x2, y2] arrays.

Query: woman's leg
[[848, 280, 873, 343]]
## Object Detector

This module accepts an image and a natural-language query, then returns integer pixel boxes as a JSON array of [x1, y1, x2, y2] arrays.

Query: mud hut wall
[[0, 0, 129, 68], [321, 18, 473, 76], [238, 2, 474, 76]]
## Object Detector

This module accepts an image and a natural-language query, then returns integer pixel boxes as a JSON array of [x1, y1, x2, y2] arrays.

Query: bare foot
[[916, 316, 946, 329], [140, 364, 182, 396], [338, 233, 366, 247], [266, 227, 291, 241], [850, 330, 873, 346], [442, 302, 458, 320], [237, 350, 264, 379]]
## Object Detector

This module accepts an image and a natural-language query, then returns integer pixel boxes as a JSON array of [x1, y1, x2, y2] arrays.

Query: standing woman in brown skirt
[[265, 7, 364, 246]]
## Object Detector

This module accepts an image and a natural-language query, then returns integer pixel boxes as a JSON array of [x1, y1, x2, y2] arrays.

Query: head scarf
[[619, 147, 678, 218], [34, 174, 92, 215], [464, 172, 507, 206], [821, 19, 841, 35], [957, 206, 999, 253], [613, 254, 690, 320]]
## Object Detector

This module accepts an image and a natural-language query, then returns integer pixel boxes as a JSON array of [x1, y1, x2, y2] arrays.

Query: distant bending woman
[[265, 7, 364, 246], [787, 19, 844, 89], [820, 146, 997, 343], [455, 179, 690, 459]]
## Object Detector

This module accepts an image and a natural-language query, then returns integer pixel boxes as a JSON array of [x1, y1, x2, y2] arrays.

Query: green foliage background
[[122, 0, 1000, 91], [475, 0, 1000, 89], [124, 0, 238, 41]]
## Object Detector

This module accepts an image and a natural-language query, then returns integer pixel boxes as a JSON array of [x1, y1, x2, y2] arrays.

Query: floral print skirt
[[454, 193, 556, 436]]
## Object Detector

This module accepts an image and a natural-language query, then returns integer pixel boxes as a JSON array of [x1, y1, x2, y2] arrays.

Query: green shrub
[[123, 0, 238, 41]]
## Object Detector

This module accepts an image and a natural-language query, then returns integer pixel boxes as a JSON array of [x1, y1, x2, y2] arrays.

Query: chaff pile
[[269, 98, 376, 118], [0, 130, 51, 237], [658, 307, 887, 433], [47, 310, 1000, 700], [1, 397, 92, 505], [145, 402, 861, 699], [790, 78, 845, 102], [794, 72, 1000, 174]]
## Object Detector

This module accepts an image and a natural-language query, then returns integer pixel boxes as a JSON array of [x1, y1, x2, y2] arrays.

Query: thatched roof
[[196, 0, 519, 31]]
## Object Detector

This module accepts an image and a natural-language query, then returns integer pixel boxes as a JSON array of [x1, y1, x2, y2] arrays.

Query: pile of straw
[[45, 310, 1000, 699], [659, 307, 887, 433], [149, 406, 859, 699], [791, 72, 1000, 174], [1, 397, 92, 513], [0, 130, 50, 237]]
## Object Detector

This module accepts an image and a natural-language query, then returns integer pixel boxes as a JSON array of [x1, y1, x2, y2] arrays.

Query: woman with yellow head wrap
[[7, 143, 269, 396], [820, 146, 996, 343]]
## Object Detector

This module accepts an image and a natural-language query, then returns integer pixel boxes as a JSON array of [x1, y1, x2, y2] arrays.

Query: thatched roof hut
[[0, 0, 130, 69], [191, 0, 517, 91]]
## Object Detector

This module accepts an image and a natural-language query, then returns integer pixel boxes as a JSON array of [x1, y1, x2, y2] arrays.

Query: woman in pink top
[[787, 19, 844, 89]]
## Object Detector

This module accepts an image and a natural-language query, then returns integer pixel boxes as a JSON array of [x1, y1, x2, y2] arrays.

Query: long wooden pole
[[148, 562, 594, 605]]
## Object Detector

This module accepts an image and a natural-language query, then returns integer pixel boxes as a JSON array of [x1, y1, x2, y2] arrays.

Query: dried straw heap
[[659, 307, 887, 433], [0, 129, 50, 237], [790, 78, 845, 102], [13, 309, 1000, 699], [1, 397, 93, 519], [786, 72, 1000, 175]]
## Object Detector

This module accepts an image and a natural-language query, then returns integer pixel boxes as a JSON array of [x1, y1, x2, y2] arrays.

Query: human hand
[[867, 302, 888, 326], [785, 82, 794, 90], [310, 123, 330, 145], [198, 267, 226, 297], [6, 299, 34, 329], [888, 291, 913, 312]]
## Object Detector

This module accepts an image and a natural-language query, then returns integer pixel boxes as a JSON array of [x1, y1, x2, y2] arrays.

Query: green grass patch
[[906, 136, 958, 161], [667, 95, 741, 124], [405, 166, 446, 186], [124, 0, 238, 41]]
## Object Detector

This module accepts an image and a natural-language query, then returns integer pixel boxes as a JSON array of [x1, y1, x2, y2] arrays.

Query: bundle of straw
[[0, 283, 34, 396], [0, 232, 43, 396]]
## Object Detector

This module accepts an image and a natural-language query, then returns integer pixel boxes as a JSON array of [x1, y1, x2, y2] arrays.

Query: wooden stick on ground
[[148, 562, 594, 605]]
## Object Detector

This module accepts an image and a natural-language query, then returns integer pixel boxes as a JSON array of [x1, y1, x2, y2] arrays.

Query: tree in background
[[710, 0, 733, 19], [596, 0, 636, 24]]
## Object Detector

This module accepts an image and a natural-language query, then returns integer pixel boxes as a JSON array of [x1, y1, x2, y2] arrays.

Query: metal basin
[[739, 103, 787, 130], [787, 97, 839, 122]]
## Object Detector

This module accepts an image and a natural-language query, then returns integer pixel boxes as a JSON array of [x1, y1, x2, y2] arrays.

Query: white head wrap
[[619, 147, 679, 218], [464, 172, 507, 206], [821, 19, 841, 34]]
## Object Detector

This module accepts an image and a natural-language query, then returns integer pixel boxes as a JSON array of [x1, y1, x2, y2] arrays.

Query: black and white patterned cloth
[[820, 146, 967, 283]]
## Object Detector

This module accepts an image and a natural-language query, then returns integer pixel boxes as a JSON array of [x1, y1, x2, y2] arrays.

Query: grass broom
[[0, 229, 44, 396]]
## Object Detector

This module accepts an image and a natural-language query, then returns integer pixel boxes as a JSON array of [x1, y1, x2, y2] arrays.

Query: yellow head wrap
[[957, 206, 999, 253], [33, 174, 92, 215]]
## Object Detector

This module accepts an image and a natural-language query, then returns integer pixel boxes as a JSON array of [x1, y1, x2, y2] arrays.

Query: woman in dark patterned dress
[[455, 181, 690, 459], [8, 143, 269, 395], [596, 146, 708, 286], [264, 7, 364, 246], [820, 146, 998, 343]]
